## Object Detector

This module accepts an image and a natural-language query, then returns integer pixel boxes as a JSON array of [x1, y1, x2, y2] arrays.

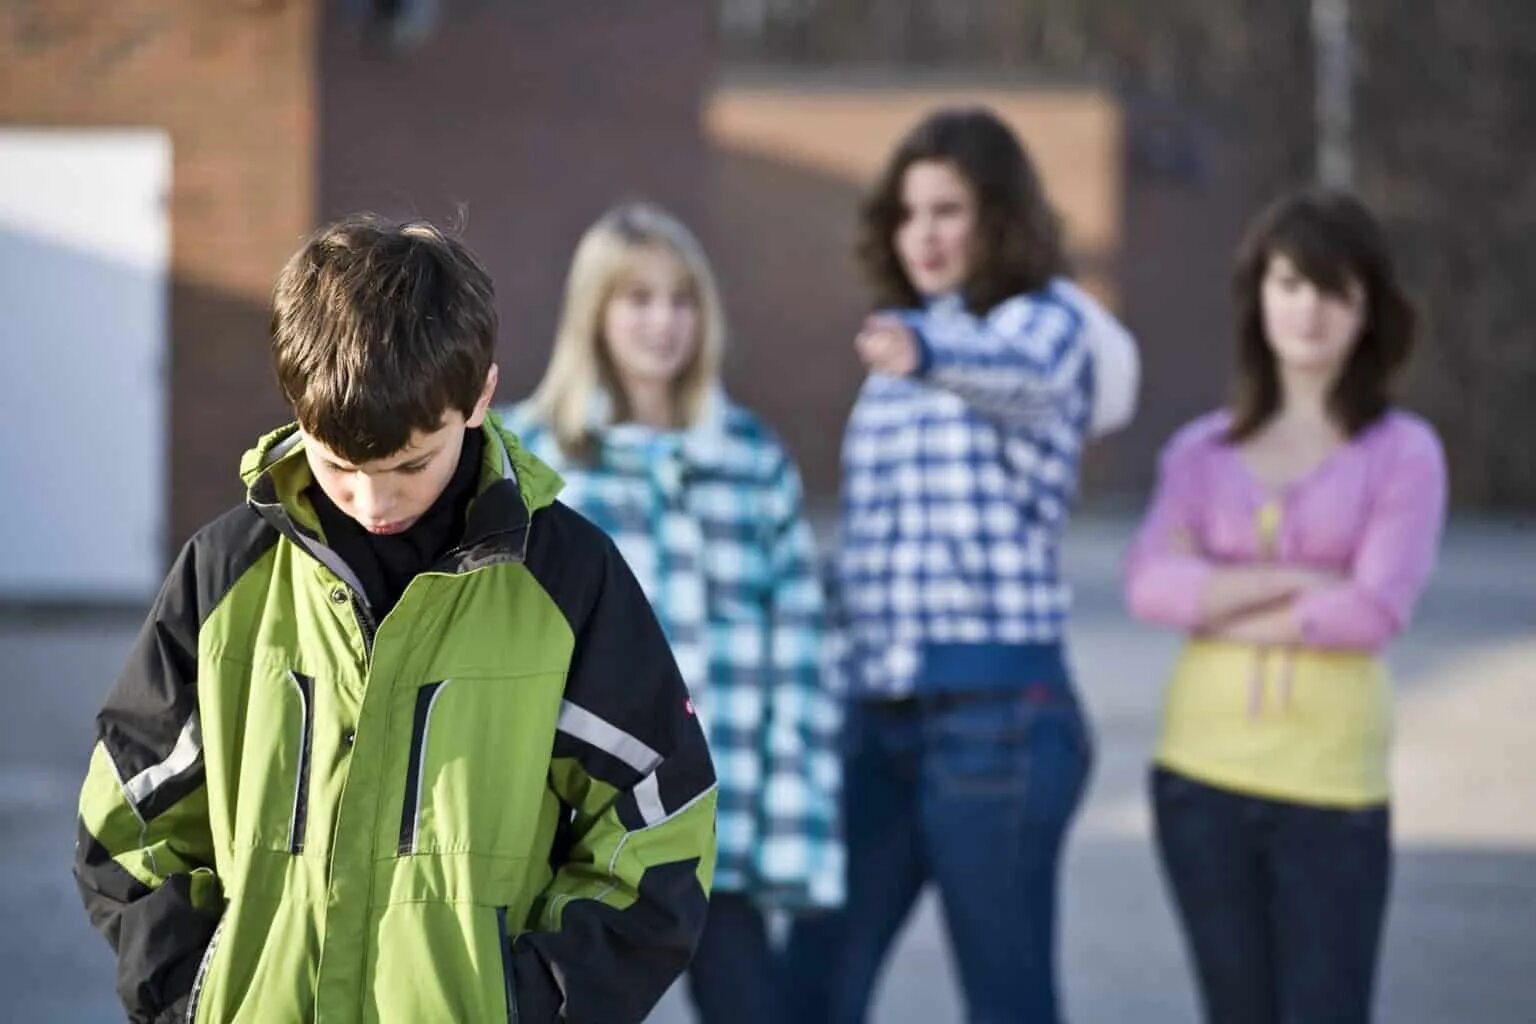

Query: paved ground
[[5, 515, 1533, 1022]]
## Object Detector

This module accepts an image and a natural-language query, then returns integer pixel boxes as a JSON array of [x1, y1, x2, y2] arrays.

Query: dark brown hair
[[1228, 189, 1415, 441], [271, 214, 497, 462], [858, 106, 1067, 314]]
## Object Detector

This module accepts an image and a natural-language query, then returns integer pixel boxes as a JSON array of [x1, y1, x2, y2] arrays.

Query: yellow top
[[1153, 498, 1392, 807], [1153, 640, 1391, 806]]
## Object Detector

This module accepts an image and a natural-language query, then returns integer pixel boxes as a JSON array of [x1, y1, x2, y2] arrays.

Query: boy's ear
[[466, 364, 499, 428]]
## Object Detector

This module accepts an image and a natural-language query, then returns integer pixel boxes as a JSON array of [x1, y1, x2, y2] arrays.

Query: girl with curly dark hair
[[785, 106, 1139, 1023]]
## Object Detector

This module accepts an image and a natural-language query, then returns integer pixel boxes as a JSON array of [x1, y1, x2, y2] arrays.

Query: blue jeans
[[1151, 768, 1391, 1024], [785, 686, 1092, 1024], [687, 892, 781, 1024]]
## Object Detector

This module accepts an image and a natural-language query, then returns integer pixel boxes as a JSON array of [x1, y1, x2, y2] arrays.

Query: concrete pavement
[[5, 516, 1532, 1022]]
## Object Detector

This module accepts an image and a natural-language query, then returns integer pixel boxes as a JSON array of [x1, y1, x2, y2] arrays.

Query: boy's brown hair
[[271, 214, 497, 462]]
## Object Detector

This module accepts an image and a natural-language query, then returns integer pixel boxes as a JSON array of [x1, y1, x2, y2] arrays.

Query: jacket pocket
[[285, 671, 315, 854], [398, 680, 452, 855], [227, 665, 319, 853], [393, 673, 565, 857]]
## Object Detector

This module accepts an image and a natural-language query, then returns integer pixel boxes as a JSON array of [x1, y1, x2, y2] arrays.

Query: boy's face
[[301, 366, 498, 537]]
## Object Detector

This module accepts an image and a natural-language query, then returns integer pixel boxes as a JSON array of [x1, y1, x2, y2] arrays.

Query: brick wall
[[318, 0, 715, 417], [1, 0, 319, 548], [3, 0, 720, 561]]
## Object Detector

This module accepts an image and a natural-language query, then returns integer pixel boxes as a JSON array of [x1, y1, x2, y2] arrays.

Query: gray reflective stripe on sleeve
[[123, 712, 202, 809], [556, 701, 662, 775], [633, 771, 667, 826]]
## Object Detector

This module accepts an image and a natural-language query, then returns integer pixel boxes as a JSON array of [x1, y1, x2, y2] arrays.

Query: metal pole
[[1312, 0, 1354, 188]]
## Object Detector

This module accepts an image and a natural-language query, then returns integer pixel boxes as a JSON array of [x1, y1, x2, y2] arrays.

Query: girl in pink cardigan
[[1125, 190, 1447, 1024]]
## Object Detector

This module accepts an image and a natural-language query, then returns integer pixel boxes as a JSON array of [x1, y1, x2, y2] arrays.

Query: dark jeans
[[784, 686, 1092, 1024], [687, 892, 781, 1024], [1151, 768, 1391, 1024]]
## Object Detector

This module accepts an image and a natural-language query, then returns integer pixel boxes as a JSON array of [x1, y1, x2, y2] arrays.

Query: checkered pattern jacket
[[835, 279, 1116, 699], [504, 394, 844, 909]]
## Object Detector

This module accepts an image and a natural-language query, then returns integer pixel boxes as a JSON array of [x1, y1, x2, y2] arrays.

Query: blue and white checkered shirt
[[835, 281, 1103, 699], [504, 394, 844, 909]]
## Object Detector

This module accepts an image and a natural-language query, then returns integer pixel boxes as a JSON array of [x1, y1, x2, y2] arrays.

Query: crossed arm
[[1161, 544, 1342, 646], [1124, 426, 1447, 651]]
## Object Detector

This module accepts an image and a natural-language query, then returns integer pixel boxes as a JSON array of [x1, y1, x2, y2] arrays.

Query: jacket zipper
[[352, 594, 378, 658], [497, 906, 519, 1024], [183, 915, 226, 1024]]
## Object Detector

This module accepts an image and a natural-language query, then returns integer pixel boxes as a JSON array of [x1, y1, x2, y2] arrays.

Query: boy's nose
[[351, 479, 394, 521]]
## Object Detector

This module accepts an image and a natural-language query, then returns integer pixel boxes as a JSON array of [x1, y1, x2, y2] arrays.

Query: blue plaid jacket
[[504, 394, 844, 909], [835, 280, 1111, 699]]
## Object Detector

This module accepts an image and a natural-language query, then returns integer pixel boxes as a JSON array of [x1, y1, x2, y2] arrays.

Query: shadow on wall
[[1110, 94, 1253, 502], [160, 264, 312, 560], [170, 279, 293, 548], [702, 145, 869, 502], [316, 0, 714, 419]]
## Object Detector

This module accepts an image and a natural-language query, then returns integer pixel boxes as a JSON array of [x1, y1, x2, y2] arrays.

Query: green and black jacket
[[74, 415, 718, 1023]]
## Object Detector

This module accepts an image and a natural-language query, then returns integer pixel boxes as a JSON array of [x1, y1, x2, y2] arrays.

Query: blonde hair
[[529, 202, 726, 459]]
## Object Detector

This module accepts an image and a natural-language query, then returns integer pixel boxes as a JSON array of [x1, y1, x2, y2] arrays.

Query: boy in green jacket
[[74, 215, 718, 1023]]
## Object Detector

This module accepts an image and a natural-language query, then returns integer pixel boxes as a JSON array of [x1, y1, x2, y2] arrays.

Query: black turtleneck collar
[[310, 427, 484, 618]]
